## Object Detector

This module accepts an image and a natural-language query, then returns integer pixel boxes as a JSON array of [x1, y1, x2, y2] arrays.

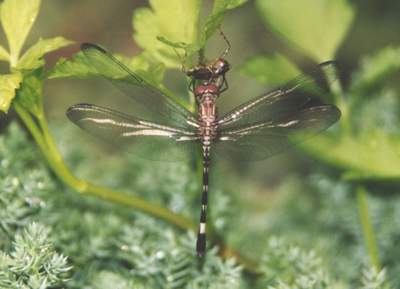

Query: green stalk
[[13, 103, 49, 160], [198, 47, 205, 65], [356, 186, 381, 270], [323, 64, 351, 134]]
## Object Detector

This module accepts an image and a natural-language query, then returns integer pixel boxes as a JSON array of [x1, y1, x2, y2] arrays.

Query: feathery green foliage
[[0, 223, 71, 289], [260, 237, 333, 289]]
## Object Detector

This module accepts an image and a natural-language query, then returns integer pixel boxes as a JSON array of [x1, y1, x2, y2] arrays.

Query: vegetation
[[0, 0, 400, 288]]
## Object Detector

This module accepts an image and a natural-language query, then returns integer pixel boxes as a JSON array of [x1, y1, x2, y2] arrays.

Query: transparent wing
[[67, 103, 200, 161], [218, 61, 336, 130], [214, 104, 340, 161], [81, 43, 197, 129]]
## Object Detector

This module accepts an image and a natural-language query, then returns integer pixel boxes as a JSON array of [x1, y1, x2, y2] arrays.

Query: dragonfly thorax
[[195, 84, 219, 125], [194, 84, 219, 100]]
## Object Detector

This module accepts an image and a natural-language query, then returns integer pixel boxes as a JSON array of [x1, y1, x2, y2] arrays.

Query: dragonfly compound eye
[[213, 59, 230, 75]]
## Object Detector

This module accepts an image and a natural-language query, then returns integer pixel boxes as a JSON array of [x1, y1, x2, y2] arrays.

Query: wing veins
[[218, 80, 304, 126], [68, 103, 197, 139], [81, 43, 198, 128], [217, 61, 336, 129]]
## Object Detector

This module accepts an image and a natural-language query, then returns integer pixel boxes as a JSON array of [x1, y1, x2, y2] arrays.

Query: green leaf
[[351, 46, 400, 93], [0, 72, 22, 113], [256, 0, 354, 62], [0, 45, 10, 62], [158, 0, 248, 55], [17, 37, 74, 70], [15, 68, 44, 115], [200, 0, 248, 45], [240, 54, 300, 86], [1, 0, 41, 67], [132, 0, 201, 68], [48, 50, 165, 84], [156, 36, 191, 50], [300, 130, 400, 180], [49, 47, 188, 111], [47, 51, 100, 79], [212, 0, 248, 12]]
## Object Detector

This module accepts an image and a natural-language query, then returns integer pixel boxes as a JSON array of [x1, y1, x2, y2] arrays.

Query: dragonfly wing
[[67, 103, 200, 161], [81, 43, 197, 129], [218, 61, 336, 129], [214, 104, 340, 161]]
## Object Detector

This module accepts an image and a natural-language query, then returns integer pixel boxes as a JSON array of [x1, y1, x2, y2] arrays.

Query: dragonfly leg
[[219, 74, 229, 93], [173, 47, 188, 74], [219, 28, 231, 59]]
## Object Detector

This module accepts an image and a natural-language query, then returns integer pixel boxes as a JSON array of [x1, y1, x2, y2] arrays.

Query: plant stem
[[356, 186, 381, 270], [198, 48, 205, 65], [13, 103, 48, 159], [323, 64, 351, 134], [14, 103, 259, 273]]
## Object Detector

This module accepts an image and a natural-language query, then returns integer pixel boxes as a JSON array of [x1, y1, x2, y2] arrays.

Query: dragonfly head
[[211, 58, 230, 76], [186, 59, 230, 80]]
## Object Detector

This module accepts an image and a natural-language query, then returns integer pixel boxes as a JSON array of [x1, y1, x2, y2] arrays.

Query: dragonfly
[[66, 43, 341, 257]]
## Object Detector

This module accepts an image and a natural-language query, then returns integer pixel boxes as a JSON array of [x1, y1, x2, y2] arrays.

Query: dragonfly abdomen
[[197, 144, 211, 256]]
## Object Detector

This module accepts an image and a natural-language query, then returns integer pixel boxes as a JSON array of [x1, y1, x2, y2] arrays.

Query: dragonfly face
[[66, 43, 341, 257]]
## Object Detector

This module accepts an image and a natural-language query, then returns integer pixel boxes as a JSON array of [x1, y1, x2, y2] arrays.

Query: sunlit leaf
[[200, 0, 248, 45], [256, 0, 354, 62], [300, 130, 400, 180], [132, 0, 201, 68], [17, 37, 74, 70], [48, 50, 164, 83], [0, 72, 22, 113], [47, 49, 146, 80], [1, 0, 41, 67], [158, 0, 248, 56], [0, 45, 9, 62], [156, 36, 201, 56], [47, 51, 99, 79], [240, 54, 300, 86], [48, 49, 176, 100]]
